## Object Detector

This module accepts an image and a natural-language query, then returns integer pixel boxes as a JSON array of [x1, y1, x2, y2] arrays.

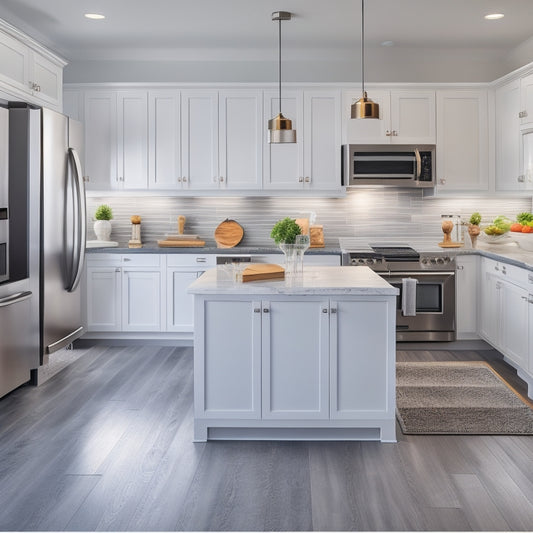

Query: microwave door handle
[[414, 148, 421, 180]]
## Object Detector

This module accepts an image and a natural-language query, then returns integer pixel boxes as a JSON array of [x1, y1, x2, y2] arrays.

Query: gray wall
[[86, 190, 531, 248]]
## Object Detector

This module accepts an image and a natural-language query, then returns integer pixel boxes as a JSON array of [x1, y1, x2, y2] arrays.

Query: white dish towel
[[402, 278, 418, 316]]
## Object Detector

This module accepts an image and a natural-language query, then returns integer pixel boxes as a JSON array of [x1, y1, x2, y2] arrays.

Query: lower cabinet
[[455, 255, 479, 340], [194, 294, 396, 440]]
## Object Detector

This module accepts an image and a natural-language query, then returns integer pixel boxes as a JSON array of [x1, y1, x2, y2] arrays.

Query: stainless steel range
[[341, 244, 456, 342]]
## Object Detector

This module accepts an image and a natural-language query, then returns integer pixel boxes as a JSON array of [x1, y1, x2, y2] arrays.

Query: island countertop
[[188, 265, 399, 296]]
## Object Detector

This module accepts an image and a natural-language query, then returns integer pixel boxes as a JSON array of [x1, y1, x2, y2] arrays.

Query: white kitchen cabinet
[[455, 255, 479, 340], [343, 89, 435, 145], [181, 90, 219, 190], [263, 90, 304, 189], [86, 265, 122, 332], [519, 72, 533, 128], [196, 298, 262, 419], [218, 90, 263, 190], [0, 24, 64, 110], [148, 90, 181, 189], [263, 90, 341, 192], [495, 79, 523, 191], [330, 298, 393, 419], [479, 258, 502, 348], [435, 90, 489, 192], [262, 298, 330, 419], [83, 91, 117, 190], [116, 91, 149, 189], [86, 254, 163, 333], [166, 254, 215, 332], [520, 128, 533, 190]]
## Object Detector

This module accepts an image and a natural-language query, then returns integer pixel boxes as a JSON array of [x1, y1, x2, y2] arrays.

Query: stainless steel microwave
[[342, 144, 435, 188]]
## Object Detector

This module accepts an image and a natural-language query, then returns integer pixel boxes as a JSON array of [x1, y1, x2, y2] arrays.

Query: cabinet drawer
[[121, 254, 160, 267], [498, 262, 528, 286], [167, 254, 216, 267], [86, 253, 122, 267]]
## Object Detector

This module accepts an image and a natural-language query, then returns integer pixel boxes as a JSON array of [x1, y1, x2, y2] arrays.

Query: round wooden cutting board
[[214, 219, 244, 248]]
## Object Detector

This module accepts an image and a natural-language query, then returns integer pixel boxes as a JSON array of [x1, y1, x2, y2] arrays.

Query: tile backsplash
[[86, 190, 532, 247]]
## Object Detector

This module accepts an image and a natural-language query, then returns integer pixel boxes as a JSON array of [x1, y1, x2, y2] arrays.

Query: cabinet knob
[[322, 308, 328, 313], [385, 130, 391, 136], [123, 258, 131, 262], [219, 177, 224, 182], [115, 268, 121, 272], [177, 177, 182, 182], [392, 130, 398, 136], [331, 308, 337, 314], [518, 175, 525, 183], [456, 265, 464, 270], [529, 274, 533, 284], [254, 308, 261, 313], [304, 177, 311, 183], [439, 178, 446, 185], [298, 177, 304, 183], [182, 177, 187, 183], [263, 308, 269, 313], [521, 296, 528, 301]]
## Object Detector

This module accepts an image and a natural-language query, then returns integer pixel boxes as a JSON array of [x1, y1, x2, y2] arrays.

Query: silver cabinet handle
[[115, 268, 121, 272], [0, 291, 32, 308], [518, 175, 526, 183], [219, 177, 224, 183], [177, 177, 182, 182], [254, 308, 261, 313], [263, 308, 269, 313], [439, 178, 446, 185], [385, 130, 391, 136], [456, 265, 464, 271], [196, 257, 207, 263], [123, 258, 131, 262], [304, 177, 311, 183], [298, 177, 304, 183], [521, 296, 528, 301], [322, 308, 328, 313], [392, 130, 398, 136], [331, 308, 337, 314], [182, 177, 187, 183]]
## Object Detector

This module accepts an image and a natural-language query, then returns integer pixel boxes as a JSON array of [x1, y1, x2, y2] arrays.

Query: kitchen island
[[189, 265, 399, 442]]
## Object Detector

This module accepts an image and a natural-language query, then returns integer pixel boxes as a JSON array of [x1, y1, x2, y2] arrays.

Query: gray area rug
[[396, 361, 533, 435]]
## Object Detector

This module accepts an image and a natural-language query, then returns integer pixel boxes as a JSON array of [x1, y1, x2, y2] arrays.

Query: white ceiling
[[0, 0, 532, 63]]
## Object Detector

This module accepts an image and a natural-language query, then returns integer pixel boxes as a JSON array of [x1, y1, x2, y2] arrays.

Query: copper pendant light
[[351, 0, 379, 119], [268, 11, 297, 143]]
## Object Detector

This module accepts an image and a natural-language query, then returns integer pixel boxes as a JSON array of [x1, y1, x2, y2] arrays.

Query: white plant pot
[[94, 219, 112, 241]]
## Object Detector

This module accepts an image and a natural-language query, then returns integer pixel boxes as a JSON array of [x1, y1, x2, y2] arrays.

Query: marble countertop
[[188, 265, 399, 296]]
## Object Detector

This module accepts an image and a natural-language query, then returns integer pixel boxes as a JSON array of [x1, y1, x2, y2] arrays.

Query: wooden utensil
[[178, 215, 186, 235], [241, 263, 284, 282], [158, 239, 205, 247], [214, 219, 244, 248]]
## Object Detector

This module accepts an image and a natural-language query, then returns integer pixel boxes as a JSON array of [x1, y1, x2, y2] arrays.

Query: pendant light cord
[[278, 18, 282, 115], [361, 0, 365, 97]]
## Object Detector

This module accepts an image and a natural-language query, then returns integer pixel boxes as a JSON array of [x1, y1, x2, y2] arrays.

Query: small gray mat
[[396, 362, 533, 435]]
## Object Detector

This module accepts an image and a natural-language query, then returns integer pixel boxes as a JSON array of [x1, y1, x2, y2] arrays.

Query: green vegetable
[[94, 204, 113, 221], [517, 212, 533, 225], [469, 212, 481, 225], [270, 217, 302, 244], [484, 215, 511, 235]]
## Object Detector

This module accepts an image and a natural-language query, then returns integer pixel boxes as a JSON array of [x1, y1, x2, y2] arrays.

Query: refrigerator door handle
[[0, 290, 32, 308], [67, 147, 86, 292]]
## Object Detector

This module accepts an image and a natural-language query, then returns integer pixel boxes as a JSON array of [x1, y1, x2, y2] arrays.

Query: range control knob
[[421, 257, 429, 265], [437, 257, 445, 265], [366, 258, 375, 265]]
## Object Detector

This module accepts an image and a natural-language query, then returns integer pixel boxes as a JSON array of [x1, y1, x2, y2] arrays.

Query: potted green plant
[[270, 217, 302, 245], [271, 217, 309, 278], [94, 204, 113, 241], [468, 212, 481, 248]]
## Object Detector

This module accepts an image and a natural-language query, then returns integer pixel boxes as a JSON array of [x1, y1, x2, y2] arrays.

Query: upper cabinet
[[519, 73, 533, 128], [0, 21, 65, 110], [343, 89, 436, 145], [434, 90, 489, 192]]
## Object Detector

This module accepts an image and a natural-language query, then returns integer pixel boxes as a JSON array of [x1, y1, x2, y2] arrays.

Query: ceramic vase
[[94, 219, 112, 241]]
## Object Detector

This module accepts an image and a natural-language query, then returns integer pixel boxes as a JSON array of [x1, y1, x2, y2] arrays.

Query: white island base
[[189, 266, 399, 443]]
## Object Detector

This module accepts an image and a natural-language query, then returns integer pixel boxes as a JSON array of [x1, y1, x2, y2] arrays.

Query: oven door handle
[[385, 271, 455, 277], [414, 148, 421, 179]]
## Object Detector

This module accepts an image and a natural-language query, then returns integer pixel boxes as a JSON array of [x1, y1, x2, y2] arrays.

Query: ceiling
[[0, 0, 532, 63]]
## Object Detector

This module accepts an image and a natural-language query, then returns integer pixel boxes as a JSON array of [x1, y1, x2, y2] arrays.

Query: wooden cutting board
[[158, 239, 206, 247], [242, 263, 285, 282], [214, 219, 244, 248]]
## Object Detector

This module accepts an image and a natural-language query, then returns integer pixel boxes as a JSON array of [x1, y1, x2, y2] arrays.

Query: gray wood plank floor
[[1, 344, 533, 531]]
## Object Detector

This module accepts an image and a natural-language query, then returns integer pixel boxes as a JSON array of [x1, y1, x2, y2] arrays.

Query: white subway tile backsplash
[[86, 190, 531, 247]]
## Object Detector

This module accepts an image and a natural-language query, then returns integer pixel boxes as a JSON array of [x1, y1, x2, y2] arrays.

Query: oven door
[[384, 271, 456, 341]]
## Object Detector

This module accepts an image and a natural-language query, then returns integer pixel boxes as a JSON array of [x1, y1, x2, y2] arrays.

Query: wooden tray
[[158, 239, 205, 247], [438, 242, 464, 248], [242, 263, 285, 282], [214, 219, 244, 248]]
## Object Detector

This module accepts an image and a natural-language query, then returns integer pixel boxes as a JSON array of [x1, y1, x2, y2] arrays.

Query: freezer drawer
[[0, 291, 36, 397]]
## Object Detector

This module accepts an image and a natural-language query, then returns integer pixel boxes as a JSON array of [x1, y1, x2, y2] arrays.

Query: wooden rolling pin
[[178, 215, 185, 235]]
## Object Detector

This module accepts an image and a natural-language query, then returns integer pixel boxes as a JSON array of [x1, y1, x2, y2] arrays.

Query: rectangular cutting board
[[241, 263, 285, 282]]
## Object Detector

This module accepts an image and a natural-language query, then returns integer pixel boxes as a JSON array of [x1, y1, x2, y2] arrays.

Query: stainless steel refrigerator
[[0, 104, 86, 398]]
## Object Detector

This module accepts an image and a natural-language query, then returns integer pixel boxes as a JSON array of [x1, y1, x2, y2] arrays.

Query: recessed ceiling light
[[84, 13, 105, 20], [381, 40, 394, 47], [484, 13, 504, 20]]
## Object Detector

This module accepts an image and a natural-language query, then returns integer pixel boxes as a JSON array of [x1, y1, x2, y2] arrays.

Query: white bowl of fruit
[[510, 213, 533, 251]]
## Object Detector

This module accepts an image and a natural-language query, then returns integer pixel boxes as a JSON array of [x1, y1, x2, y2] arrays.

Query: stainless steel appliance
[[342, 144, 435, 187], [0, 103, 86, 398], [342, 245, 455, 341]]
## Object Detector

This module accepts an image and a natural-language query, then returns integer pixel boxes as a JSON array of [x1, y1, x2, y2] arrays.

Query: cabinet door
[[0, 31, 29, 94], [456, 255, 479, 339], [500, 279, 529, 369], [262, 298, 329, 419], [196, 298, 261, 418], [330, 299, 394, 418], [436, 90, 489, 192], [520, 128, 533, 190], [219, 90, 262, 189], [390, 91, 435, 144], [148, 90, 181, 189], [84, 91, 117, 190], [167, 268, 204, 332], [181, 91, 219, 189], [520, 73, 533, 128], [478, 263, 501, 348], [30, 51, 62, 108], [263, 90, 304, 189], [86, 267, 121, 331], [117, 91, 148, 189], [122, 269, 162, 331], [342, 90, 390, 144], [496, 80, 522, 191], [303, 91, 342, 191]]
